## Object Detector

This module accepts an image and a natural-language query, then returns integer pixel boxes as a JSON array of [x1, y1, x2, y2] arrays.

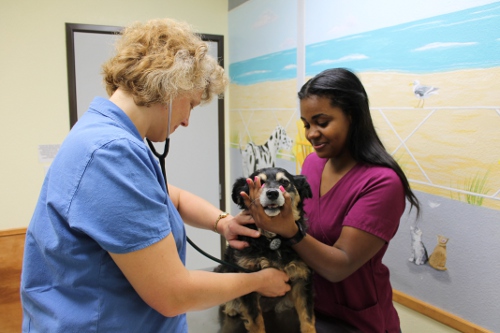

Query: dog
[[241, 126, 293, 177], [215, 167, 315, 333]]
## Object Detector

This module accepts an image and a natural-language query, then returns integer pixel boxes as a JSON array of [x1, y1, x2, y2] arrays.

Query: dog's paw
[[284, 261, 310, 281], [224, 308, 239, 317], [223, 300, 241, 317], [259, 259, 271, 269]]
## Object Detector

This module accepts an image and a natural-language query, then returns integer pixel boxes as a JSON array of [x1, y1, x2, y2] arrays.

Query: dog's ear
[[293, 175, 312, 199], [231, 177, 249, 208]]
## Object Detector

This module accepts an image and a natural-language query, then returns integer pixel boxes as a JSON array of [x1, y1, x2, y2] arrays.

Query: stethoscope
[[145, 99, 252, 273], [145, 98, 172, 189]]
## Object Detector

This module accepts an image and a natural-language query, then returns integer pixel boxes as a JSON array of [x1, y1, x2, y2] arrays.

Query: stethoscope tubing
[[146, 100, 252, 273]]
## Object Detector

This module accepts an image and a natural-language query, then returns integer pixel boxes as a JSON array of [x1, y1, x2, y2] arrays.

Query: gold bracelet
[[213, 212, 229, 233]]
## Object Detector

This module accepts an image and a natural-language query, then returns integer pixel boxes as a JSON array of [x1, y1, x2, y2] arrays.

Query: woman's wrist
[[213, 212, 229, 234], [281, 221, 299, 239], [282, 221, 306, 246]]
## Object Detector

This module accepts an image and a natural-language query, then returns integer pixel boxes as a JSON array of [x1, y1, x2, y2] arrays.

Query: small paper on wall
[[38, 144, 60, 163]]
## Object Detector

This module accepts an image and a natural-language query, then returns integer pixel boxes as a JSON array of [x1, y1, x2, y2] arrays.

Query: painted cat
[[409, 226, 428, 265], [428, 235, 449, 271]]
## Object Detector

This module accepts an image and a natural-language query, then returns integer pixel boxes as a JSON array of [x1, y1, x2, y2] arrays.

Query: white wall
[[0, 0, 229, 230]]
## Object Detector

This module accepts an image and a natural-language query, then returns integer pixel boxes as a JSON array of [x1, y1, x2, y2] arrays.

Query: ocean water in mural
[[230, 2, 500, 84]]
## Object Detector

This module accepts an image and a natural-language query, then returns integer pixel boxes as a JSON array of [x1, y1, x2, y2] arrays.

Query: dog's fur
[[241, 126, 293, 177], [215, 167, 315, 333]]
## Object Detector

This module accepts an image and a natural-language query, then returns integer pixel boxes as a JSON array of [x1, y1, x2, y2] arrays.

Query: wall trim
[[0, 228, 26, 237], [393, 289, 492, 333]]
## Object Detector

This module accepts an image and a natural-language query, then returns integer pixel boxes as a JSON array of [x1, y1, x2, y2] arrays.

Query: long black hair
[[298, 68, 420, 216]]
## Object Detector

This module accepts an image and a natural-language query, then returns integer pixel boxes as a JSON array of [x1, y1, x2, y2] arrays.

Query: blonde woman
[[21, 18, 290, 333]]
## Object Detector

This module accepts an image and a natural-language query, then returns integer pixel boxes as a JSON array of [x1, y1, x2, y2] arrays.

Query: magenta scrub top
[[302, 153, 405, 333]]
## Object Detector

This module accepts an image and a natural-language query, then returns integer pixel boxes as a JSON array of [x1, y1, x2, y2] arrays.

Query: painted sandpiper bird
[[411, 80, 439, 108]]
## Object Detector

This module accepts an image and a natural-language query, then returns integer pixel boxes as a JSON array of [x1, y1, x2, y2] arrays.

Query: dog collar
[[283, 222, 306, 246]]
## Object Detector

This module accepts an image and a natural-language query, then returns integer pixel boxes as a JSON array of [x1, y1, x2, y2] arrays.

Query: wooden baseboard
[[393, 289, 492, 333], [0, 227, 27, 333], [0, 228, 26, 237]]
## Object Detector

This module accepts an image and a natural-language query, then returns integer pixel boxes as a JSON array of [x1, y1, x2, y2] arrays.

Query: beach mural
[[229, 0, 500, 210], [229, 0, 300, 177], [229, 1, 500, 330]]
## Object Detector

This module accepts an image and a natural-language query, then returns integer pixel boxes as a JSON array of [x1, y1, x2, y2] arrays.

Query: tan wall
[[0, 0, 228, 230]]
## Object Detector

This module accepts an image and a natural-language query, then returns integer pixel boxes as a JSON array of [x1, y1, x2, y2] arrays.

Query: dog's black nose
[[266, 189, 280, 200]]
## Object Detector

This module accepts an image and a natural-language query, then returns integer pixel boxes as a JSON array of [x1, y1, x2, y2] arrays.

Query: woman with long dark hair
[[244, 68, 420, 332]]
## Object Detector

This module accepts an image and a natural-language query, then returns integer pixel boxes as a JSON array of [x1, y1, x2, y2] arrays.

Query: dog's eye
[[280, 179, 290, 187]]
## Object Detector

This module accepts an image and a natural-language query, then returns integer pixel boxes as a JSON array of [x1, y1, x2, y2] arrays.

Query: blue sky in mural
[[229, 0, 500, 85], [303, 0, 499, 45], [229, 0, 297, 63]]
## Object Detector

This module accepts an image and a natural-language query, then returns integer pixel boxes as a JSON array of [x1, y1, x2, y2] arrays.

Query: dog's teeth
[[264, 208, 281, 217]]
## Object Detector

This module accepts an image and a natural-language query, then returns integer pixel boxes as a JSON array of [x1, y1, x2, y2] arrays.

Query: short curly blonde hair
[[102, 18, 227, 106]]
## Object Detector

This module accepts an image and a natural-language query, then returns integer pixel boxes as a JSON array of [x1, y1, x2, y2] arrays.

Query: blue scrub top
[[21, 97, 187, 332]]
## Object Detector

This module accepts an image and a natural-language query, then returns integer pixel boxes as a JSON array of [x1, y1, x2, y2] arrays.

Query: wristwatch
[[283, 221, 306, 246]]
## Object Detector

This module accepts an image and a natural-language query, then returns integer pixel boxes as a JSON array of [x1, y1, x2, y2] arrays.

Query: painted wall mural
[[230, 0, 500, 210], [239, 125, 293, 177], [229, 1, 500, 331]]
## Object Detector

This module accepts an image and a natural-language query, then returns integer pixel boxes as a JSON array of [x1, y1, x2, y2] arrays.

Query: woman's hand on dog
[[219, 212, 261, 250], [240, 177, 298, 239], [254, 268, 291, 297]]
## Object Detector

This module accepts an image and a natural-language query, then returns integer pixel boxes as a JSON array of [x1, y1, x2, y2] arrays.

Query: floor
[[186, 302, 461, 333], [186, 306, 361, 333], [395, 303, 460, 333]]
